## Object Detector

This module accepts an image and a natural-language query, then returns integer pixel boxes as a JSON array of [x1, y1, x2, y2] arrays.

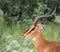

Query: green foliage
[[0, 0, 60, 52], [33, 3, 47, 17], [0, 15, 60, 52], [0, 0, 60, 26]]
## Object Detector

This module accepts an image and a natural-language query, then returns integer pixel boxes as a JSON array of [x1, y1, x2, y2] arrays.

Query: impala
[[23, 7, 60, 52]]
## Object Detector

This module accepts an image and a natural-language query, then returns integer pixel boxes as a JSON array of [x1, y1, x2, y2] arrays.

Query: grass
[[0, 15, 60, 52], [44, 21, 60, 42], [43, 16, 60, 42]]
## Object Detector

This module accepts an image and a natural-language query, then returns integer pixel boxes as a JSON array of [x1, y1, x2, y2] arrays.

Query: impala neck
[[34, 30, 48, 47]]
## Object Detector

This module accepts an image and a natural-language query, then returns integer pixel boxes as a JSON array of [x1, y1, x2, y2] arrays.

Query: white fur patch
[[33, 38, 36, 41]]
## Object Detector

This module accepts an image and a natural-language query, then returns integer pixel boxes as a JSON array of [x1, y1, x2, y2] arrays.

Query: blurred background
[[0, 0, 60, 52]]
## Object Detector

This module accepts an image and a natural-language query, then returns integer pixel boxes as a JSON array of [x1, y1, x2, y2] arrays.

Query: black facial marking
[[24, 27, 35, 33], [29, 27, 35, 33]]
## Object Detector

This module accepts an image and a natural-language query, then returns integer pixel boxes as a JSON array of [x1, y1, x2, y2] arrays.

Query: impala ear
[[41, 24, 46, 29], [37, 24, 46, 30]]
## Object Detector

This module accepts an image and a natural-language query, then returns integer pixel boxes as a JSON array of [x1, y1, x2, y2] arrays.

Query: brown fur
[[23, 24, 60, 52]]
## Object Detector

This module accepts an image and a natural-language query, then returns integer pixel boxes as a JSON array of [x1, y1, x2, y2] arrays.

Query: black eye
[[29, 27, 35, 33], [31, 28, 35, 31]]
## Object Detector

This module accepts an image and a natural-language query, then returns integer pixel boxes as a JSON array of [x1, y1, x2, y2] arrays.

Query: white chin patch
[[33, 38, 36, 41]]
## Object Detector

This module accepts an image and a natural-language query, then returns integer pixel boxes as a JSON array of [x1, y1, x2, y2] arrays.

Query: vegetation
[[0, 0, 60, 52]]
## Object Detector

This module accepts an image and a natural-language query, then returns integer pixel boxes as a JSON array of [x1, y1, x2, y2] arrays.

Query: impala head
[[23, 7, 56, 39], [23, 24, 45, 38]]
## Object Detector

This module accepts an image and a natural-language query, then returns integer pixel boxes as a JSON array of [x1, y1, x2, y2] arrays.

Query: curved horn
[[33, 7, 57, 26]]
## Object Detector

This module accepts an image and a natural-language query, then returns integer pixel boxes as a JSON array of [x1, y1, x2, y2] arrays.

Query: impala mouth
[[22, 35, 25, 38]]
